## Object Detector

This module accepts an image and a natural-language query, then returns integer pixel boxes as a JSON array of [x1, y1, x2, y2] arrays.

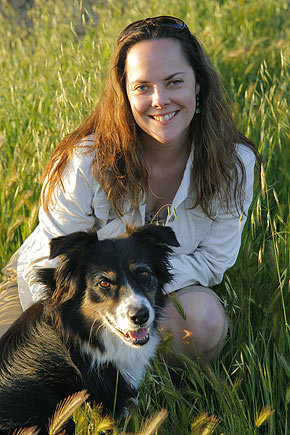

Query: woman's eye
[[135, 84, 148, 92], [99, 279, 110, 288], [169, 79, 183, 86]]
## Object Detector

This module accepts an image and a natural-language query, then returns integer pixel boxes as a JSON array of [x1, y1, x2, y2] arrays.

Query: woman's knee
[[160, 291, 228, 362], [187, 292, 228, 348]]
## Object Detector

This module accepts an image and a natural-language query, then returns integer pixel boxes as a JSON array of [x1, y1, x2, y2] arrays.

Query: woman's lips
[[150, 110, 178, 122]]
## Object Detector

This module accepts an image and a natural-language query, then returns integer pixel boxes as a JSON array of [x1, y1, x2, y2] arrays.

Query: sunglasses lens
[[157, 17, 186, 29], [118, 16, 188, 44]]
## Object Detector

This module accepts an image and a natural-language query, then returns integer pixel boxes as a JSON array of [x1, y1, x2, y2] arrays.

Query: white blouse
[[17, 137, 256, 310]]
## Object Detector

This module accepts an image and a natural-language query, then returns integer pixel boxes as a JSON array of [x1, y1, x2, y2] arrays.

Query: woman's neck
[[142, 134, 192, 215], [141, 132, 191, 169]]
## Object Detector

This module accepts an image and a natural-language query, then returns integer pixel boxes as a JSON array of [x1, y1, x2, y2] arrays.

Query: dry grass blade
[[138, 408, 168, 435], [255, 405, 275, 427], [200, 415, 220, 435], [89, 405, 118, 434], [191, 413, 220, 435], [73, 402, 118, 434], [48, 390, 89, 435], [12, 427, 40, 435]]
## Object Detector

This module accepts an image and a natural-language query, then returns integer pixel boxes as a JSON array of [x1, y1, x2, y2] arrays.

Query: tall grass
[[0, 0, 289, 433]]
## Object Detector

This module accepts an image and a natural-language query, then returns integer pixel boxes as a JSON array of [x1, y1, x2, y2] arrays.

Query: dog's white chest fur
[[83, 328, 159, 389]]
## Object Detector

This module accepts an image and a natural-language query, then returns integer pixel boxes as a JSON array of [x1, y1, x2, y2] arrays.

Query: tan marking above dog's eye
[[99, 279, 111, 288]]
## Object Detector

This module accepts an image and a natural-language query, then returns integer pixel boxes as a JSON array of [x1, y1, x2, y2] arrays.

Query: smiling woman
[[125, 38, 199, 216], [0, 16, 260, 365]]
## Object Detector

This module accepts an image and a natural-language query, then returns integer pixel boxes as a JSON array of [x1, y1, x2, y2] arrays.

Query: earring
[[195, 95, 201, 114]]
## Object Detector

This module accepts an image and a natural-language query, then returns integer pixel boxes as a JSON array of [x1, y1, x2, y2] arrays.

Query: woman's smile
[[150, 110, 179, 122]]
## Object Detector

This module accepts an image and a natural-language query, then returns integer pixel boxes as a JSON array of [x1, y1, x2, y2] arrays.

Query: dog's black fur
[[0, 225, 179, 434]]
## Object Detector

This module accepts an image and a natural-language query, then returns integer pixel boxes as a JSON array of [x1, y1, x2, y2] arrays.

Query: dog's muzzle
[[106, 303, 154, 346]]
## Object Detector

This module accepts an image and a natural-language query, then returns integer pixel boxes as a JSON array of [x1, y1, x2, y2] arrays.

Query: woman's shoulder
[[73, 134, 95, 157], [52, 135, 98, 192], [69, 135, 96, 171], [235, 143, 256, 166]]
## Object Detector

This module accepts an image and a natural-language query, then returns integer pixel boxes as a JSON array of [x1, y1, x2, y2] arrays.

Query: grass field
[[0, 0, 289, 433]]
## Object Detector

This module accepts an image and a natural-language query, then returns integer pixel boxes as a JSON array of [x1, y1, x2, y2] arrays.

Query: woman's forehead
[[125, 38, 193, 81]]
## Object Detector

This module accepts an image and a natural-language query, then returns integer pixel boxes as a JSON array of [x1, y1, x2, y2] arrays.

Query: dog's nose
[[129, 306, 149, 326]]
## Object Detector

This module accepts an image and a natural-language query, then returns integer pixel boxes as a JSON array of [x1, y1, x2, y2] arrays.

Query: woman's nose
[[151, 87, 170, 108]]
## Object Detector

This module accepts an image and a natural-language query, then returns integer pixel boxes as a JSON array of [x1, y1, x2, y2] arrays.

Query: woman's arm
[[17, 145, 98, 308], [164, 146, 256, 293]]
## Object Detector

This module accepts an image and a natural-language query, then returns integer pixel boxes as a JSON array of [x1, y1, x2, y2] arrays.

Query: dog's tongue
[[128, 328, 148, 340]]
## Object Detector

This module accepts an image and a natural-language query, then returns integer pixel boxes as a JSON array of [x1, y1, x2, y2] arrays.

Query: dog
[[0, 225, 179, 434]]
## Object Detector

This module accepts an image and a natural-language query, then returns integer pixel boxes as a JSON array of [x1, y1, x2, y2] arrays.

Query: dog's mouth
[[106, 318, 150, 346], [124, 328, 150, 346]]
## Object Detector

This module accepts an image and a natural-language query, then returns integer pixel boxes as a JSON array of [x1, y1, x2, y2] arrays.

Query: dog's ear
[[131, 225, 179, 288], [45, 232, 97, 306], [37, 268, 56, 296], [49, 231, 98, 260], [131, 225, 179, 250]]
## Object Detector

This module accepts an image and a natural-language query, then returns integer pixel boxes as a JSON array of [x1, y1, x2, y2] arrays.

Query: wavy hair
[[42, 19, 259, 218]]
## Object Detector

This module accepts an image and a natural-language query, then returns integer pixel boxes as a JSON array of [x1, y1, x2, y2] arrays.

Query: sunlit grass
[[1, 0, 289, 433]]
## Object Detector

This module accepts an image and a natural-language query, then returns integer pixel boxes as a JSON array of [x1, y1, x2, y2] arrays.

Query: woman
[[0, 16, 259, 363]]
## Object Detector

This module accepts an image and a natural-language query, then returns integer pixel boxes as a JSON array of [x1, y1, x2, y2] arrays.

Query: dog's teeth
[[128, 328, 149, 341]]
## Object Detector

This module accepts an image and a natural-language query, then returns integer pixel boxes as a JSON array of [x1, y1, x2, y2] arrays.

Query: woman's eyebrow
[[130, 72, 185, 85], [164, 72, 185, 80]]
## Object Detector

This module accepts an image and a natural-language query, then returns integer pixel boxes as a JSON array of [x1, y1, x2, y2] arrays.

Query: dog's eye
[[137, 270, 150, 279], [99, 279, 110, 288]]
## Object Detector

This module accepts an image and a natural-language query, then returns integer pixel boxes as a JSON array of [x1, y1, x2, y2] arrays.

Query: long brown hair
[[42, 19, 259, 218]]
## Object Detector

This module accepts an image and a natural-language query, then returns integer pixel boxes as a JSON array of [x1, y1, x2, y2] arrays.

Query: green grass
[[1, 0, 289, 433]]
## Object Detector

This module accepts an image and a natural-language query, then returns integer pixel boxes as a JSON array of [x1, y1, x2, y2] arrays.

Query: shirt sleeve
[[17, 145, 98, 309], [163, 146, 256, 293], [40, 150, 97, 236]]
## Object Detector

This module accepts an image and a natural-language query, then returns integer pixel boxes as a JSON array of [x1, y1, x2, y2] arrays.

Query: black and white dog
[[0, 225, 178, 434]]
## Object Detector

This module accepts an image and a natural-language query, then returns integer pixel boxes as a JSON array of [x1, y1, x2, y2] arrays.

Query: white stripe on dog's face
[[114, 289, 155, 331]]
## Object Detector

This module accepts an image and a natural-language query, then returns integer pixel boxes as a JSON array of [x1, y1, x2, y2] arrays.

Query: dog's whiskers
[[88, 318, 98, 344], [153, 304, 166, 318]]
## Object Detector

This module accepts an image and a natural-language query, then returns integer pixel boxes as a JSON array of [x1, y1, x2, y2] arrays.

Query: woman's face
[[125, 38, 199, 149]]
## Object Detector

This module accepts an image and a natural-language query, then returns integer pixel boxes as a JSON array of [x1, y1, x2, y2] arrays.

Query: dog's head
[[38, 225, 179, 350]]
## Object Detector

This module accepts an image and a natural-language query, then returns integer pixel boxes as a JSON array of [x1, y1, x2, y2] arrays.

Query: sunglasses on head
[[118, 16, 190, 44]]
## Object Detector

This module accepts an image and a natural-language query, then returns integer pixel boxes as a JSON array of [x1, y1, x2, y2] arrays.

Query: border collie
[[0, 225, 178, 434]]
